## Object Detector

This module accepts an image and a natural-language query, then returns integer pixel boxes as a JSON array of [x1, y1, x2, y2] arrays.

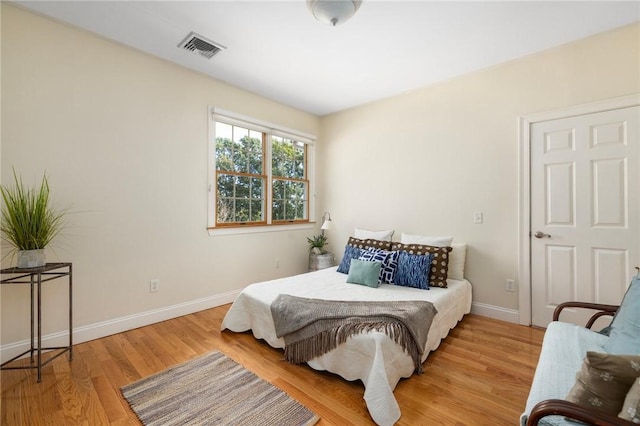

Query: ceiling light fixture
[[307, 0, 362, 27]]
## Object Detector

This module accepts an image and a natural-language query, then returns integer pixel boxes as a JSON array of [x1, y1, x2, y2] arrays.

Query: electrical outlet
[[150, 279, 160, 293], [505, 279, 516, 292], [275, 259, 280, 269]]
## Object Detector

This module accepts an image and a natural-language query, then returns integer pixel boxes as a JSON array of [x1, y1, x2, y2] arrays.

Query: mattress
[[221, 266, 472, 426]]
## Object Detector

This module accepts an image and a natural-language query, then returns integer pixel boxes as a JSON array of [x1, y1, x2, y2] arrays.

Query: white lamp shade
[[321, 218, 332, 230], [307, 0, 362, 26]]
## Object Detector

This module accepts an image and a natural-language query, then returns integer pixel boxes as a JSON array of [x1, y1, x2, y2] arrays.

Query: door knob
[[534, 231, 551, 239]]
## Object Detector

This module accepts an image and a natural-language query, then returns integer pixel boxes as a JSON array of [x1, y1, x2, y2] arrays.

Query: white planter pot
[[17, 249, 46, 268], [309, 252, 334, 272]]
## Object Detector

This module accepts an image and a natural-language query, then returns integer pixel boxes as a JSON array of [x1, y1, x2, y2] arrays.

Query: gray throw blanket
[[270, 295, 438, 374]]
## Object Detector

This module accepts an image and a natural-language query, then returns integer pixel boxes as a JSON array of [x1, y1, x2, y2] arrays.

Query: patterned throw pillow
[[393, 252, 433, 290], [620, 377, 640, 421], [391, 243, 452, 288], [565, 352, 640, 416], [347, 237, 393, 251], [337, 245, 362, 274], [358, 248, 399, 283]]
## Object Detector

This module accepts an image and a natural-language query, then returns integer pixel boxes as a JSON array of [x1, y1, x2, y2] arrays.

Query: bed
[[221, 253, 472, 426]]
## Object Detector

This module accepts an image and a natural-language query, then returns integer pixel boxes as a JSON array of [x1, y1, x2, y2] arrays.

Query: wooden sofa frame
[[527, 301, 636, 426]]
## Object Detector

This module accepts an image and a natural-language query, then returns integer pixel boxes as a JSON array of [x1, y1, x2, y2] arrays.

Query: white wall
[[317, 23, 640, 318], [0, 4, 319, 354]]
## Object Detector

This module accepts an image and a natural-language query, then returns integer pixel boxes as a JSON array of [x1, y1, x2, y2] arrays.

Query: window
[[209, 108, 315, 231], [271, 136, 307, 221], [215, 122, 266, 224]]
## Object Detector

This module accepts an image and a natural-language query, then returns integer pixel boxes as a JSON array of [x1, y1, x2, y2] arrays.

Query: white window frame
[[208, 107, 316, 236]]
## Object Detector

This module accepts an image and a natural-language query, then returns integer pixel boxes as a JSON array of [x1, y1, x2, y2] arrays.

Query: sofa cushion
[[520, 322, 609, 426], [565, 352, 640, 416], [604, 274, 640, 354]]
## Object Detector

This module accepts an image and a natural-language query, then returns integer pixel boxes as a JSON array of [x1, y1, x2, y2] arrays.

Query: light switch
[[473, 211, 483, 224]]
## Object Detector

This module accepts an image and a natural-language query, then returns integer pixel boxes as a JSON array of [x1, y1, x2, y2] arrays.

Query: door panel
[[592, 158, 626, 226], [531, 106, 639, 327], [545, 245, 576, 305], [546, 162, 574, 225], [593, 248, 628, 305]]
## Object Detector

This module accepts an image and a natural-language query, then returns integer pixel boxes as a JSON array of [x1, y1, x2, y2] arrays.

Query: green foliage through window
[[214, 122, 308, 226]]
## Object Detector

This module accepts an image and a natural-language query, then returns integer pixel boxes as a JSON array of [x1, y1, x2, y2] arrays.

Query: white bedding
[[221, 266, 472, 426]]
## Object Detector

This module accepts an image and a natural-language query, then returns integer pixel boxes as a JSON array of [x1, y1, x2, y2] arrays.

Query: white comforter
[[221, 267, 472, 426]]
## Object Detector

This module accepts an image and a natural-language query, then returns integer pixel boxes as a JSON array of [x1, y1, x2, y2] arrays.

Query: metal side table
[[0, 262, 72, 382]]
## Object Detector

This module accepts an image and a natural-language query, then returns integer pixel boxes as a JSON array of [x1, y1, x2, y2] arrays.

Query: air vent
[[178, 32, 226, 60]]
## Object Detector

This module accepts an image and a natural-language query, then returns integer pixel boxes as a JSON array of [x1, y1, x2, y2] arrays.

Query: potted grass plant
[[0, 169, 66, 268], [307, 234, 333, 271], [307, 234, 328, 255]]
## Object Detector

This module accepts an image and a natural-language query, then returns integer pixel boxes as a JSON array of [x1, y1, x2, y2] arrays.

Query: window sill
[[208, 222, 315, 237]]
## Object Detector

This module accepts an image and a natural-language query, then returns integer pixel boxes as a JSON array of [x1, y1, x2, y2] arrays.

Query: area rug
[[121, 351, 319, 426]]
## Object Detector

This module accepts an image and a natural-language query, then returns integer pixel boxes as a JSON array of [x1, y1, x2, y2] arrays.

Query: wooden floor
[[1, 306, 545, 425]]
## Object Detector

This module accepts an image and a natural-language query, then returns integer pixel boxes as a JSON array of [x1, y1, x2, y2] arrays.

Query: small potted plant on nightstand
[[307, 234, 334, 271], [0, 169, 66, 268]]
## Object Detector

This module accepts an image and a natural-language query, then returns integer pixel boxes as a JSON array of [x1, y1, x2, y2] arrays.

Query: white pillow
[[400, 233, 453, 247], [354, 228, 394, 242], [448, 243, 467, 280]]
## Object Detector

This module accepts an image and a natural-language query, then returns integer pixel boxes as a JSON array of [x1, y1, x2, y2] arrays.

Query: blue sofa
[[521, 275, 640, 426]]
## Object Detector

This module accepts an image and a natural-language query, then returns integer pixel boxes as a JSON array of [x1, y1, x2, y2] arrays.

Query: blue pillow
[[337, 245, 361, 274], [358, 248, 399, 284], [604, 275, 640, 354], [346, 259, 382, 288], [382, 250, 400, 283], [393, 252, 433, 290]]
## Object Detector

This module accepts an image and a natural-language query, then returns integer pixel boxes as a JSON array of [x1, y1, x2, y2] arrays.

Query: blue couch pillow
[[346, 259, 382, 288], [358, 248, 399, 283], [393, 252, 433, 290], [337, 245, 361, 274], [605, 274, 640, 354]]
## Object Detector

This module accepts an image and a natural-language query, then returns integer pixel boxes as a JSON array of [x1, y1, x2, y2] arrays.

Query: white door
[[531, 106, 640, 328]]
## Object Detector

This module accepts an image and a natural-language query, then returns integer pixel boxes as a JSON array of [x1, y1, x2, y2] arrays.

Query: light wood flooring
[[1, 306, 545, 425]]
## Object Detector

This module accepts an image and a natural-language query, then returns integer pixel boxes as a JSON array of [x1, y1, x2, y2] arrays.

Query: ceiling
[[13, 1, 640, 116]]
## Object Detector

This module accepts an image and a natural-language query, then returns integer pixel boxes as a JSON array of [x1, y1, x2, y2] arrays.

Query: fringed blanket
[[270, 295, 437, 374]]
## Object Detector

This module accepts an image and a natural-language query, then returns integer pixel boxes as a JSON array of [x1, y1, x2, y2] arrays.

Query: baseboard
[[1, 289, 241, 363], [2, 293, 521, 363], [471, 301, 520, 324]]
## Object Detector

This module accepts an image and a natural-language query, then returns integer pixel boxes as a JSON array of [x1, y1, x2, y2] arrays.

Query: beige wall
[[0, 4, 319, 347], [318, 23, 640, 313], [1, 3, 639, 351]]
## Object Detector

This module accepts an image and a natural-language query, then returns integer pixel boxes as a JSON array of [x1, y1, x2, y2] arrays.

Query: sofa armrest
[[553, 302, 619, 329], [527, 399, 635, 426]]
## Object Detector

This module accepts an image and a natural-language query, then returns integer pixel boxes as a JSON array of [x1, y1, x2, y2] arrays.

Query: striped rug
[[121, 351, 319, 426]]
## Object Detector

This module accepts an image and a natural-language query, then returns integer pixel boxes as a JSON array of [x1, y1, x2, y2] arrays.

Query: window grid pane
[[214, 119, 309, 227], [271, 179, 308, 222], [216, 174, 266, 224], [272, 137, 306, 180]]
